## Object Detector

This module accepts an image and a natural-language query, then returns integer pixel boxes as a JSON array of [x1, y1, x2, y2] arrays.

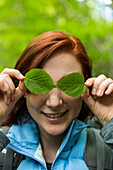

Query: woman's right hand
[[0, 68, 27, 125]]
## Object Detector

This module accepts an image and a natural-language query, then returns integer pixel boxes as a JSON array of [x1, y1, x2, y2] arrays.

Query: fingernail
[[85, 80, 91, 85], [19, 74, 24, 79], [11, 94, 15, 100], [7, 98, 10, 104], [92, 88, 97, 95], [105, 89, 110, 94], [97, 89, 102, 95]]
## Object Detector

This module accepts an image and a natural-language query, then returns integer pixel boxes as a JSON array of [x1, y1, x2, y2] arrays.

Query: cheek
[[68, 96, 82, 118], [61, 92, 82, 110], [26, 93, 46, 110]]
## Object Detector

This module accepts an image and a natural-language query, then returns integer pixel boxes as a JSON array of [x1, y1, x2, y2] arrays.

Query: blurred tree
[[0, 0, 113, 77]]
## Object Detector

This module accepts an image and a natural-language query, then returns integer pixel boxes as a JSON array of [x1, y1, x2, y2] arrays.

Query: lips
[[41, 110, 69, 119]]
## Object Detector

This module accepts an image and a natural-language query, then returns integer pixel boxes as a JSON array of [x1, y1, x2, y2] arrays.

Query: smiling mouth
[[41, 110, 69, 118]]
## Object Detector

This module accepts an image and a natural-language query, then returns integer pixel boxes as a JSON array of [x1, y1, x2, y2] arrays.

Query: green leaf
[[56, 72, 86, 97], [24, 69, 56, 94], [24, 69, 86, 97]]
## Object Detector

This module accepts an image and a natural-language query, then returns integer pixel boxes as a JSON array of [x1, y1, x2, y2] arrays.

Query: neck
[[37, 126, 66, 163]]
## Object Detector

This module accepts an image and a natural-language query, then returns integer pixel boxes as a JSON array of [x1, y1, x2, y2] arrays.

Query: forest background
[[0, 0, 113, 78]]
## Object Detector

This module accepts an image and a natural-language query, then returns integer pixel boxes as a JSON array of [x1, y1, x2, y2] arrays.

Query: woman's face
[[26, 50, 83, 136]]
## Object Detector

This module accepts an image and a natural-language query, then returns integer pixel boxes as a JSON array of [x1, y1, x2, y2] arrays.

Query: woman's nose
[[46, 88, 63, 107]]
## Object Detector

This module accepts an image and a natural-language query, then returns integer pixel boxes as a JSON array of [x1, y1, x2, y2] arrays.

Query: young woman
[[0, 31, 113, 169]]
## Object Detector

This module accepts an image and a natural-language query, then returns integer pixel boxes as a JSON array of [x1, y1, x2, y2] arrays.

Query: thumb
[[81, 87, 96, 112], [15, 80, 27, 101]]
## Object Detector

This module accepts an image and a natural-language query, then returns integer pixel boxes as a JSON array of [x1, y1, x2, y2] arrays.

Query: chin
[[46, 124, 70, 136]]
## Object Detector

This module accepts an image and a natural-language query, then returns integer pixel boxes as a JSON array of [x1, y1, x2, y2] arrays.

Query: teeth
[[41, 110, 69, 119], [46, 112, 64, 118]]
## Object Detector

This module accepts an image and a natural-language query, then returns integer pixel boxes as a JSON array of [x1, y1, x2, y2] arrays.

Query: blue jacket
[[7, 114, 88, 170]]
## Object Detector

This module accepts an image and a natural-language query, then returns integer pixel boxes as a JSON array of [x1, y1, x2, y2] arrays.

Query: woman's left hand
[[81, 74, 113, 125]]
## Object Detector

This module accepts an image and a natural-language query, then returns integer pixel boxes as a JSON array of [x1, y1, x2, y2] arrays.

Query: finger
[[91, 74, 107, 95], [0, 78, 11, 104], [0, 79, 12, 104], [97, 78, 113, 96], [81, 87, 96, 112], [4, 74, 15, 100], [1, 68, 24, 80], [105, 83, 113, 95], [85, 78, 96, 87], [0, 74, 16, 101], [15, 80, 27, 101]]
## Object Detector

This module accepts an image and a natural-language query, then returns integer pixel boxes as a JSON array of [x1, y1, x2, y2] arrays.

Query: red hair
[[2, 31, 92, 126]]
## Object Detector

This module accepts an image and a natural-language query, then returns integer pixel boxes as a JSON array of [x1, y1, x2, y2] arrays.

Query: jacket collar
[[7, 113, 88, 163]]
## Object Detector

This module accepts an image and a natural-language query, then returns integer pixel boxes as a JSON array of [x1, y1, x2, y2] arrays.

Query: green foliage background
[[0, 0, 113, 77]]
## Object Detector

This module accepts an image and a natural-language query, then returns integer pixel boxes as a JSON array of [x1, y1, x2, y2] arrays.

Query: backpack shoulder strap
[[3, 147, 14, 170], [13, 149, 25, 169], [92, 128, 105, 170], [0, 126, 24, 169], [85, 127, 112, 170], [0, 146, 24, 170]]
